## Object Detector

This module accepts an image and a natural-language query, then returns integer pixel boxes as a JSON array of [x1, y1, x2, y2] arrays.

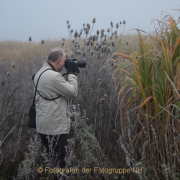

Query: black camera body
[[66, 59, 86, 68]]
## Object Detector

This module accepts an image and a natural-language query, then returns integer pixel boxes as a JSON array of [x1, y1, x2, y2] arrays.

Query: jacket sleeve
[[51, 73, 78, 98]]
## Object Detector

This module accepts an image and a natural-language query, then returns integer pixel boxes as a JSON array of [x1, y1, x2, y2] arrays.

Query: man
[[33, 47, 79, 169]]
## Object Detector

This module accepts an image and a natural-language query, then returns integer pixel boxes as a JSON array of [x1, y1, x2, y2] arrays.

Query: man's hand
[[65, 59, 80, 74]]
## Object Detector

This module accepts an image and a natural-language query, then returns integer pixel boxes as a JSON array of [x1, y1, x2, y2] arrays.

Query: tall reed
[[115, 14, 180, 179]]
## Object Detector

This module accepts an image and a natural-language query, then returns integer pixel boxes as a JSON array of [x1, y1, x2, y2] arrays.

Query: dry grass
[[0, 21, 138, 179]]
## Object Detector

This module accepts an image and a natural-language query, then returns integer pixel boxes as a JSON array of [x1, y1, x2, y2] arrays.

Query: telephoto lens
[[66, 59, 86, 68]]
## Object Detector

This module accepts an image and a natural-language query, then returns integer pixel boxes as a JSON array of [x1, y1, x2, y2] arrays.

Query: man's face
[[58, 52, 66, 71]]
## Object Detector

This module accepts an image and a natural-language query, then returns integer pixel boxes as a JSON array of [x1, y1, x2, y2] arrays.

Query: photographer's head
[[48, 47, 66, 72]]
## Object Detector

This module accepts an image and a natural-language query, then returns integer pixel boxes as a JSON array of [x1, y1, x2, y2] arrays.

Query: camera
[[66, 58, 86, 68]]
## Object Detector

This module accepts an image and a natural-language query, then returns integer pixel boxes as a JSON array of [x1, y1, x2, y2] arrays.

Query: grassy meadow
[[0, 15, 180, 180]]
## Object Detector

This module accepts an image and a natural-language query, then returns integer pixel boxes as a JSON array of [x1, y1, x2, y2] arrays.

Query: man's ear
[[57, 58, 62, 64]]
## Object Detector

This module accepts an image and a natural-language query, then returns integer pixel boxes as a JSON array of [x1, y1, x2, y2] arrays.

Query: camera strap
[[33, 68, 61, 102]]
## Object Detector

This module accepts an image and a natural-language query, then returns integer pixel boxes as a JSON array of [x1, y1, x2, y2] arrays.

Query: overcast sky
[[0, 0, 180, 42]]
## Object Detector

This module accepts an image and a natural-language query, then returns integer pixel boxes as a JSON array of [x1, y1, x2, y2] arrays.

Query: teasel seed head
[[101, 29, 104, 33], [6, 72, 10, 76], [87, 23, 90, 29], [83, 23, 85, 26], [116, 23, 119, 28], [107, 28, 110, 33], [86, 41, 89, 46], [61, 41, 64, 46], [126, 40, 129, 46], [112, 40, 115, 47], [92, 18, 96, 23], [97, 30, 99, 35], [91, 50, 93, 55], [120, 21, 122, 24], [74, 32, 78, 38], [110, 21, 113, 26], [123, 20, 126, 25], [68, 24, 70, 29], [71, 39, 75, 43], [93, 35, 96, 41], [67, 20, 69, 24], [12, 63, 15, 68], [103, 45, 107, 52], [29, 36, 32, 41], [110, 36, 112, 40], [41, 40, 44, 44], [85, 29, 89, 35], [70, 29, 73, 33], [90, 40, 94, 46]]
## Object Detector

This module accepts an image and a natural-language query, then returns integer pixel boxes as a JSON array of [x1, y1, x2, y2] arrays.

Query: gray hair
[[48, 47, 65, 62]]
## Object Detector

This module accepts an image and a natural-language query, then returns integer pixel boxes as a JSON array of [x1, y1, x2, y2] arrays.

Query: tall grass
[[115, 14, 180, 179]]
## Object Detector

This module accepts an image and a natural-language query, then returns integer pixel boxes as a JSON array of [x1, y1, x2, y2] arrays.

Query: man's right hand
[[65, 59, 80, 74]]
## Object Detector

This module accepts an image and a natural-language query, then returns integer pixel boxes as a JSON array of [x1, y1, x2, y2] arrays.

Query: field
[[0, 15, 180, 180]]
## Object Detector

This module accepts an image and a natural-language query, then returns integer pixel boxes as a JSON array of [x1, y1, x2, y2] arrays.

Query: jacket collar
[[42, 61, 56, 71], [47, 61, 56, 71]]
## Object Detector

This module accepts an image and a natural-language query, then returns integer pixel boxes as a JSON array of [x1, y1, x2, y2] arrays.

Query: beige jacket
[[34, 61, 78, 135]]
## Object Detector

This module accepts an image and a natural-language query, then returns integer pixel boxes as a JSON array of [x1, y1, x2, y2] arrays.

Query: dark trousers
[[39, 133, 68, 168]]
